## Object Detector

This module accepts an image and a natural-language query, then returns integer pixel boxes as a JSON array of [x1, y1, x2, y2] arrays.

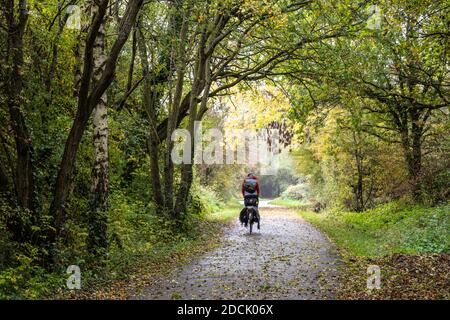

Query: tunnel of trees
[[0, 0, 448, 298]]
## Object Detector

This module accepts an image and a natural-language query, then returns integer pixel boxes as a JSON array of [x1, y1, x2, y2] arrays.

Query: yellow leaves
[[240, 0, 278, 17], [305, 107, 346, 161], [223, 85, 291, 131], [273, 14, 288, 29], [127, 155, 138, 163]]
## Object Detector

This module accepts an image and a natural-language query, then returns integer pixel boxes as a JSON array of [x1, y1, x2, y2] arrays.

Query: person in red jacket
[[241, 173, 260, 197], [240, 173, 260, 228]]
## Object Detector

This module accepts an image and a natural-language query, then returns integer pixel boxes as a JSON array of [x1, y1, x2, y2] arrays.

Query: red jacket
[[242, 174, 260, 197]]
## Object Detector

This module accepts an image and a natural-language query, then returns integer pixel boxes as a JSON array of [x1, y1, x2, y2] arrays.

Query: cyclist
[[239, 173, 260, 228]]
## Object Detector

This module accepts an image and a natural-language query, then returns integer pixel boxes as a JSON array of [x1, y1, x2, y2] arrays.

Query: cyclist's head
[[247, 172, 254, 177]]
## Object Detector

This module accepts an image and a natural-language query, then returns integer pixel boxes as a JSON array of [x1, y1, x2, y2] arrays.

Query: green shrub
[[281, 183, 310, 200], [188, 184, 223, 216], [0, 248, 62, 299]]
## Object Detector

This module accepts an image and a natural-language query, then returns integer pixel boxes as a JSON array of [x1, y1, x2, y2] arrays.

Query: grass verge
[[58, 202, 239, 299], [297, 201, 449, 299], [208, 199, 241, 222]]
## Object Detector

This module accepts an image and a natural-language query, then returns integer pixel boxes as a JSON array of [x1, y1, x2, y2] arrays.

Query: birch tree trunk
[[50, 0, 143, 241], [88, 3, 109, 255]]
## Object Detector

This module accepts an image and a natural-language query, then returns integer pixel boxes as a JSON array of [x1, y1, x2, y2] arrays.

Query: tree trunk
[[88, 3, 109, 256], [351, 131, 364, 212], [137, 26, 164, 209], [50, 0, 143, 242], [4, 0, 37, 241], [408, 108, 422, 201], [354, 151, 364, 212], [398, 107, 423, 202], [175, 49, 211, 216], [174, 78, 201, 216], [163, 2, 192, 215], [0, 163, 9, 195]]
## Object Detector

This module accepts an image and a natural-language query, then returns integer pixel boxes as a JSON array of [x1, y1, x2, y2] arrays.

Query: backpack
[[244, 178, 257, 193]]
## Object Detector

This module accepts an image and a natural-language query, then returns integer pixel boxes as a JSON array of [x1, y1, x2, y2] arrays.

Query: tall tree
[[163, 0, 192, 215], [288, 0, 449, 201], [50, 0, 144, 241], [1, 0, 37, 241], [354, 1, 449, 200], [88, 2, 109, 256]]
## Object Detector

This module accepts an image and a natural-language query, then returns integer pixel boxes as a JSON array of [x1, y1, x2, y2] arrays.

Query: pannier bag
[[244, 197, 258, 206]]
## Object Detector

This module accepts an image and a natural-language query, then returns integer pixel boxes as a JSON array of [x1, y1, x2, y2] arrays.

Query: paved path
[[133, 203, 341, 300]]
